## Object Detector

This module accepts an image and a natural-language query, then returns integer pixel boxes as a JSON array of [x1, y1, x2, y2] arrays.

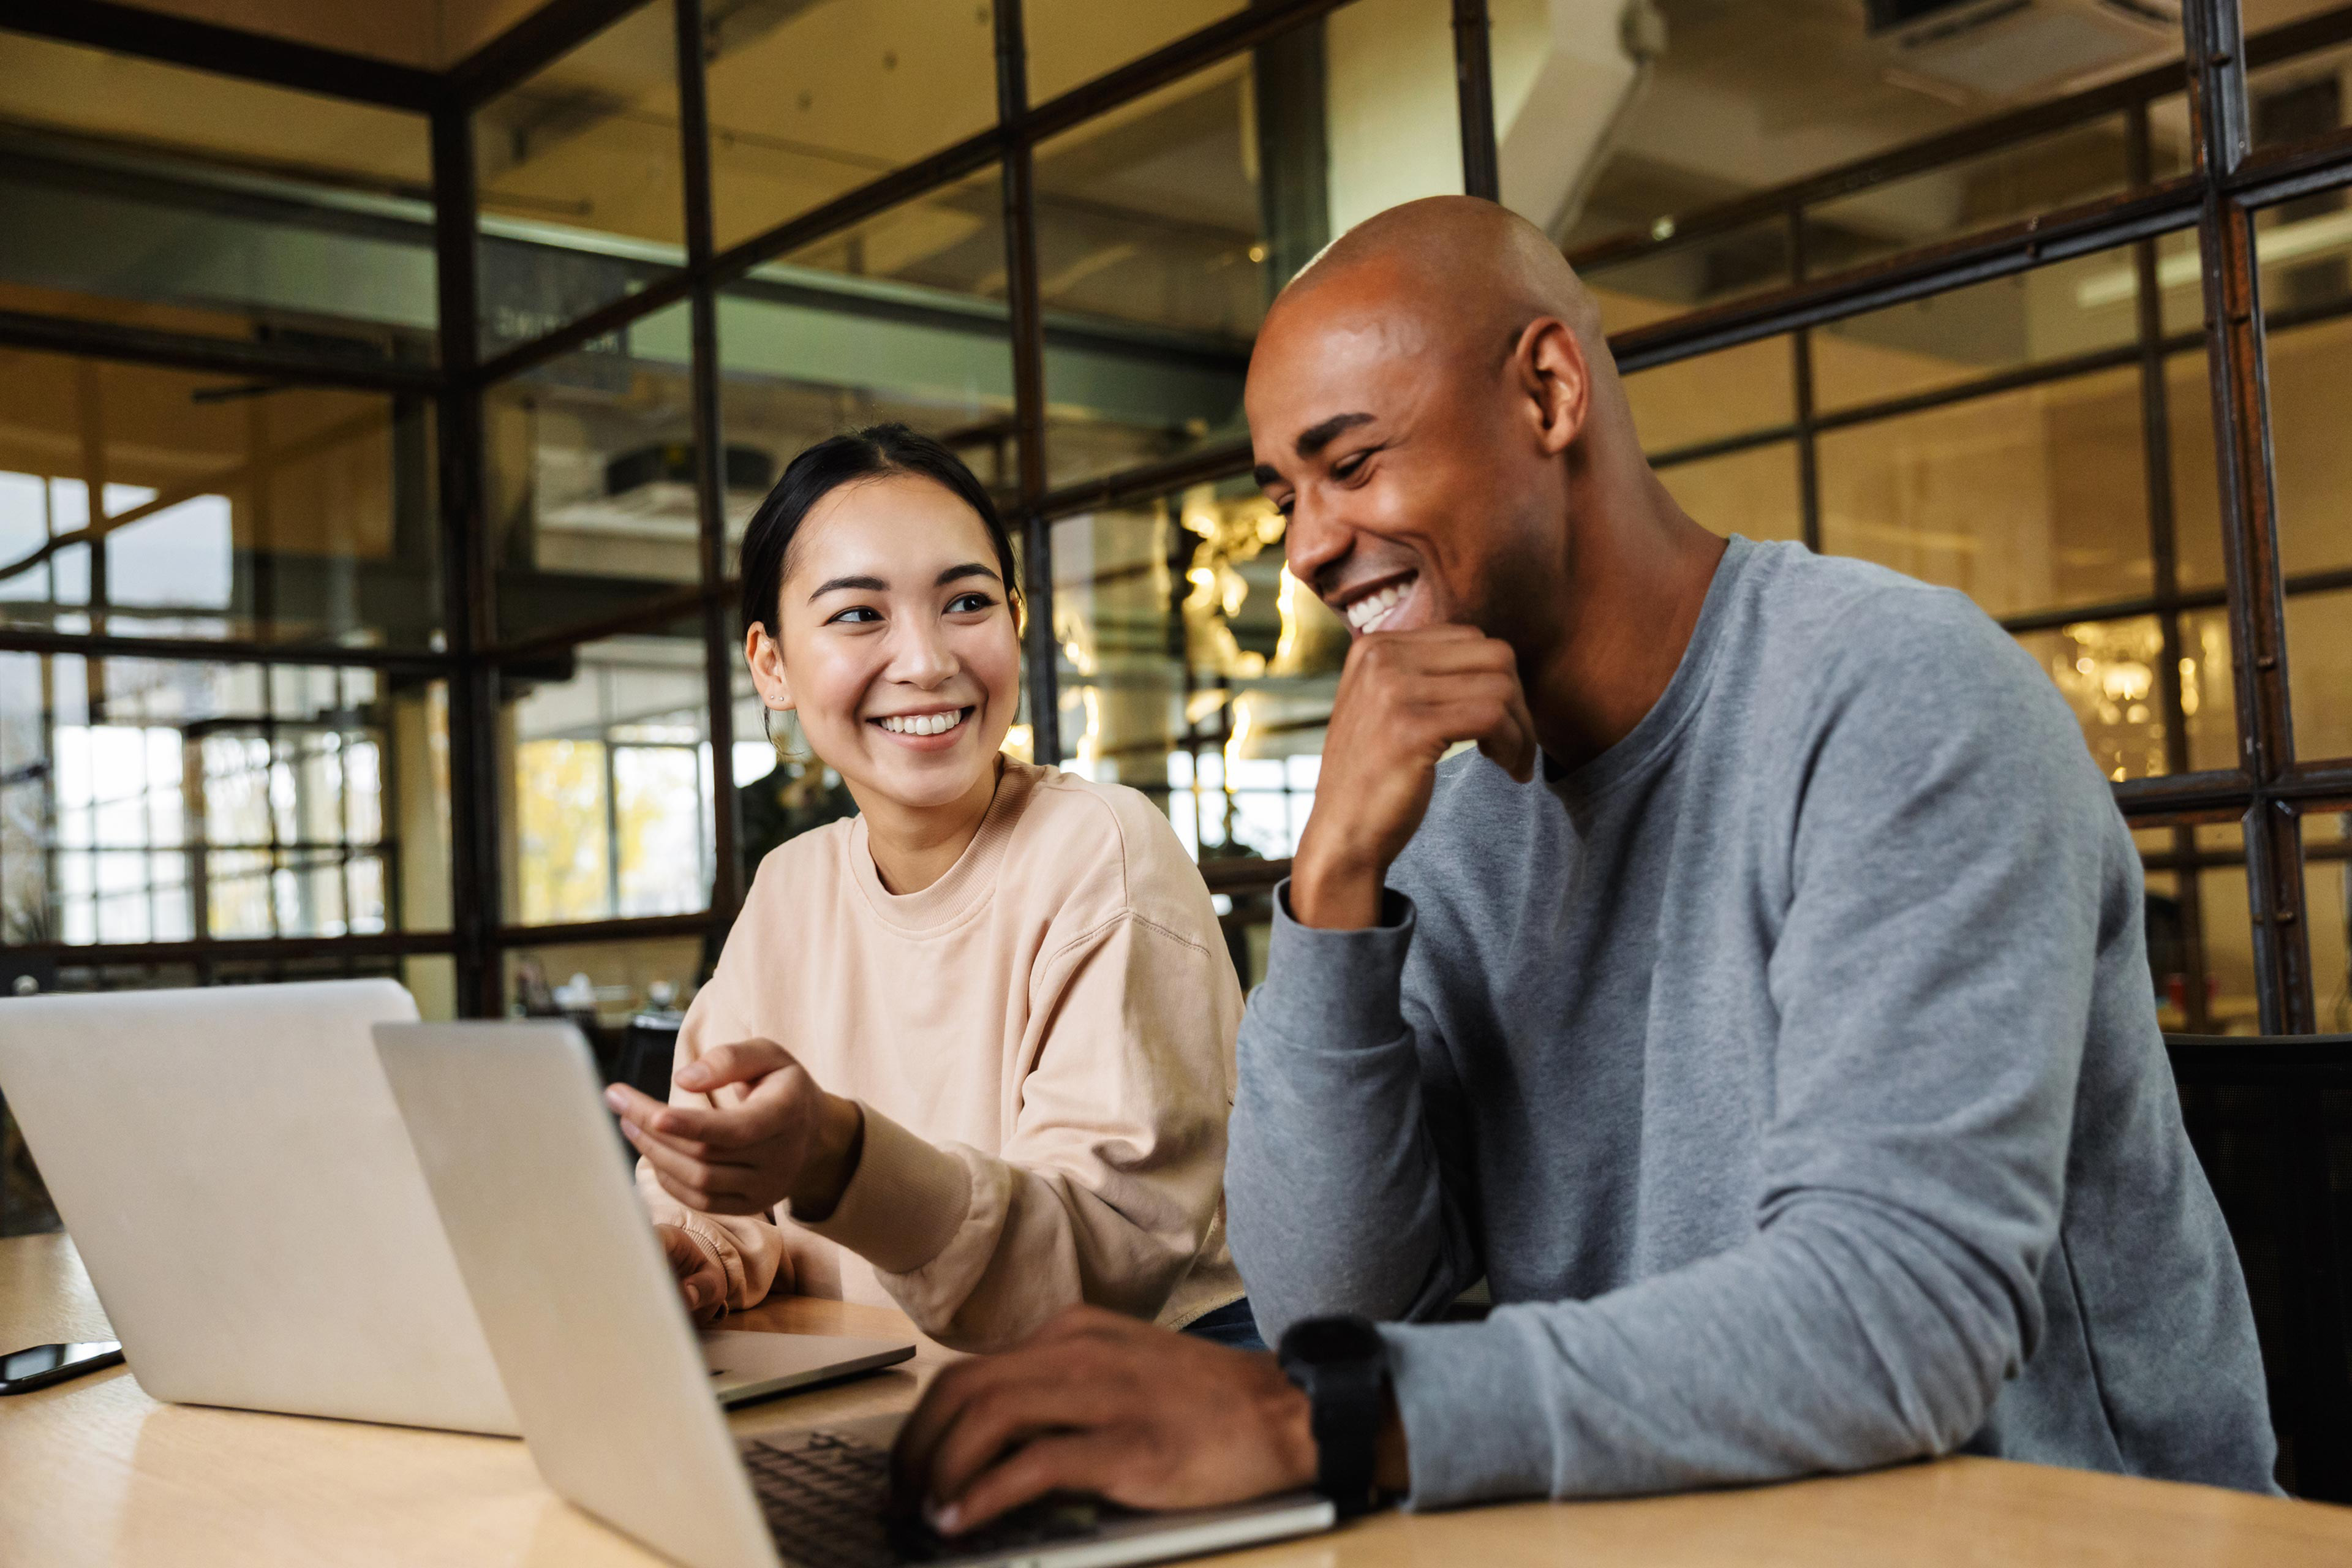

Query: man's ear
[[1513, 317, 1591, 458], [744, 625, 797, 713]]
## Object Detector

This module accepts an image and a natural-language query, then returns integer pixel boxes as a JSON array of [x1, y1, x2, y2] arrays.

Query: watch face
[[1281, 1314, 1386, 1366]]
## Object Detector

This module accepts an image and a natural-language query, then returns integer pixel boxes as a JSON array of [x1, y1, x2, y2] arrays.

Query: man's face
[[1246, 277, 1558, 646]]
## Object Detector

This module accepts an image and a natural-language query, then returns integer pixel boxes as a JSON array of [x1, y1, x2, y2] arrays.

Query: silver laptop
[[0, 983, 904, 1434], [375, 1019, 1335, 1568]]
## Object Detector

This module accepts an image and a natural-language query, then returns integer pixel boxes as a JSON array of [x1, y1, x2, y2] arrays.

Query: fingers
[[674, 1039, 797, 1095], [622, 1120, 767, 1214], [616, 1079, 804, 1153], [652, 1225, 726, 1320], [1469, 675, 1541, 783], [935, 1434, 1115, 1536], [924, 1374, 1125, 1510], [892, 1309, 1136, 1510], [603, 1081, 667, 1126]]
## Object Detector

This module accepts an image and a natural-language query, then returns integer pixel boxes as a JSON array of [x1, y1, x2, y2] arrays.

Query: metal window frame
[[1, 0, 2347, 1038]]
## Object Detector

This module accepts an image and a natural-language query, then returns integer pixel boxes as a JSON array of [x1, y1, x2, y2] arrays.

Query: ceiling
[[90, 0, 553, 69]]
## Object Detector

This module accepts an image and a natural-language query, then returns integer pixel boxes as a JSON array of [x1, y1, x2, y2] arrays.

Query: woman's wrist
[[788, 1094, 866, 1221]]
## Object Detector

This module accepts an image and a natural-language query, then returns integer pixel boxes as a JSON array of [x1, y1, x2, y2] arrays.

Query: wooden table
[[7, 1231, 2351, 1567]]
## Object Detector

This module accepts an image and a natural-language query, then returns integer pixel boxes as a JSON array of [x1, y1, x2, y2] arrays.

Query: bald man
[[889, 197, 2273, 1532]]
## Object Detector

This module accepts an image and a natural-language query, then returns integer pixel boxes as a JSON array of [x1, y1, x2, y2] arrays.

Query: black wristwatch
[[1276, 1314, 1390, 1518]]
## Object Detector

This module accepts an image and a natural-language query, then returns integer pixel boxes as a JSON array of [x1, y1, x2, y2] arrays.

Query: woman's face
[[751, 473, 1020, 814]]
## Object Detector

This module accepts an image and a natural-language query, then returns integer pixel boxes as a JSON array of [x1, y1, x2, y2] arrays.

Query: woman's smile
[[871, 705, 976, 747]]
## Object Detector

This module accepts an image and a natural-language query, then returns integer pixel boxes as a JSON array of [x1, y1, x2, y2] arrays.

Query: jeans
[[1179, 1297, 1267, 1352]]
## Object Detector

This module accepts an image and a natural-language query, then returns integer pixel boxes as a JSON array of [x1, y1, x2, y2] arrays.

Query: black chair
[[614, 1011, 682, 1104], [2166, 1034, 2352, 1500]]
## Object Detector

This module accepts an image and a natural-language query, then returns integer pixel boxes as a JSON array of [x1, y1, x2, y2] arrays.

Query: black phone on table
[[0, 1340, 123, 1394]]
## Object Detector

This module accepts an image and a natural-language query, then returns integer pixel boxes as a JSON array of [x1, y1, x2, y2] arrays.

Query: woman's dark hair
[[738, 423, 1021, 638]]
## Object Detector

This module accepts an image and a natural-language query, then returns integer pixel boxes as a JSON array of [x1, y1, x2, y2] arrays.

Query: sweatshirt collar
[[1543, 534, 1755, 807], [843, 756, 1040, 934]]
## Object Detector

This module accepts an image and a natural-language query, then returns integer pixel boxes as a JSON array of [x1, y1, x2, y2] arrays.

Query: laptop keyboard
[[743, 1429, 1133, 1568]]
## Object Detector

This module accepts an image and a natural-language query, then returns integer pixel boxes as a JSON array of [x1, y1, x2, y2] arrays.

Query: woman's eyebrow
[[937, 562, 1000, 586], [807, 573, 887, 601]]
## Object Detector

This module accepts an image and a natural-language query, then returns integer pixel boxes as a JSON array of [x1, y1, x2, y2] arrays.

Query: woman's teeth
[[877, 709, 968, 736], [1346, 578, 1414, 631]]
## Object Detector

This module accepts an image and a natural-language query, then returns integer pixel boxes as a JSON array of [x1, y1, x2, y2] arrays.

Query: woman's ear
[[744, 624, 796, 713]]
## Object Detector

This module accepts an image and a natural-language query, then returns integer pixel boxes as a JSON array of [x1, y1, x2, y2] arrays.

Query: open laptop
[[375, 1020, 1335, 1568], [0, 983, 908, 1434]]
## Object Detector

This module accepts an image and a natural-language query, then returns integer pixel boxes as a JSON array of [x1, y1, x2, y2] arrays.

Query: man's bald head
[[1270, 195, 1612, 380]]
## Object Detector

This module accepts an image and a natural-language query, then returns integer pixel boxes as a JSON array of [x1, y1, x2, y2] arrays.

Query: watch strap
[[1277, 1315, 1388, 1518]]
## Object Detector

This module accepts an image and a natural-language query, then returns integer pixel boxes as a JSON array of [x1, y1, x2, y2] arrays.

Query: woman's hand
[[607, 1040, 866, 1219], [656, 1223, 728, 1325]]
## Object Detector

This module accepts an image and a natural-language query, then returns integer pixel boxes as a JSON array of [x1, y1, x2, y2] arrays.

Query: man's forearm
[[1225, 886, 1471, 1344], [1376, 1196, 2024, 1508]]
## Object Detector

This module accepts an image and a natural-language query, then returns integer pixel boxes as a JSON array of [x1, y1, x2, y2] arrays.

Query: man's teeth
[[878, 710, 967, 736], [1346, 579, 1414, 631]]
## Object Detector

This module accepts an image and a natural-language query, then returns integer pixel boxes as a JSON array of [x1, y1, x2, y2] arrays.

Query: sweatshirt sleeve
[[635, 992, 795, 1311], [1239, 600, 2114, 1507], [1226, 889, 1484, 1344], [795, 911, 1242, 1352]]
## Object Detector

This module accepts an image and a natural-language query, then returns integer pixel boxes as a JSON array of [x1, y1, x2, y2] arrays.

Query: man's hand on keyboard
[[890, 1306, 1317, 1536]]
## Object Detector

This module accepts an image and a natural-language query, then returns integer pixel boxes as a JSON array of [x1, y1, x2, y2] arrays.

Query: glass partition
[[500, 630, 715, 927], [0, 31, 435, 360], [0, 652, 451, 945], [474, 2, 685, 359]]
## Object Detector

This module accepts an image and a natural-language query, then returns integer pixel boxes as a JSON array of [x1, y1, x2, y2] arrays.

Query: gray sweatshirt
[[1227, 537, 2275, 1508]]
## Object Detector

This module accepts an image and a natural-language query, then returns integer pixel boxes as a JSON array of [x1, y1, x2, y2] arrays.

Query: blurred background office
[[4, 0, 2351, 1237]]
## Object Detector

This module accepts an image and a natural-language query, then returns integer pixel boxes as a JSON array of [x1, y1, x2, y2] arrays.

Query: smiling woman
[[599, 421, 1255, 1355]]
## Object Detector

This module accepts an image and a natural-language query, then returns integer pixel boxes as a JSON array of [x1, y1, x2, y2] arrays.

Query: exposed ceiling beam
[[0, 0, 437, 111]]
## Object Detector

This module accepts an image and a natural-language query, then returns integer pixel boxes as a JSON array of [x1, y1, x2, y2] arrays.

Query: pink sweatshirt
[[638, 759, 1247, 1352]]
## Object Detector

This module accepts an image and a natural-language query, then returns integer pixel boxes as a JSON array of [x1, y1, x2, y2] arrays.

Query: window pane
[[1656, 442, 1803, 545], [2263, 314, 2352, 583], [485, 300, 701, 645], [0, 349, 439, 649], [728, 667, 865, 900], [2165, 348, 2227, 594], [2139, 822, 2257, 1035], [1028, 58, 1266, 489], [1556, 4, 2179, 291], [505, 935, 707, 1030], [1579, 218, 1793, 334], [2180, 606, 2239, 775], [404, 954, 459, 1023], [2199, 859, 2260, 1035], [1033, 7, 1460, 488], [717, 170, 1020, 538], [1023, 0, 1246, 105], [1804, 117, 2136, 275], [502, 631, 714, 927], [1624, 337, 1793, 454], [1811, 245, 2147, 415], [1053, 477, 1343, 862], [2286, 589, 2352, 763], [705, 0, 999, 252], [474, 4, 684, 359], [0, 654, 451, 944], [0, 32, 434, 359], [2249, 37, 2352, 153], [2143, 861, 2188, 1031], [1818, 366, 2151, 619], [2015, 616, 2171, 782]]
